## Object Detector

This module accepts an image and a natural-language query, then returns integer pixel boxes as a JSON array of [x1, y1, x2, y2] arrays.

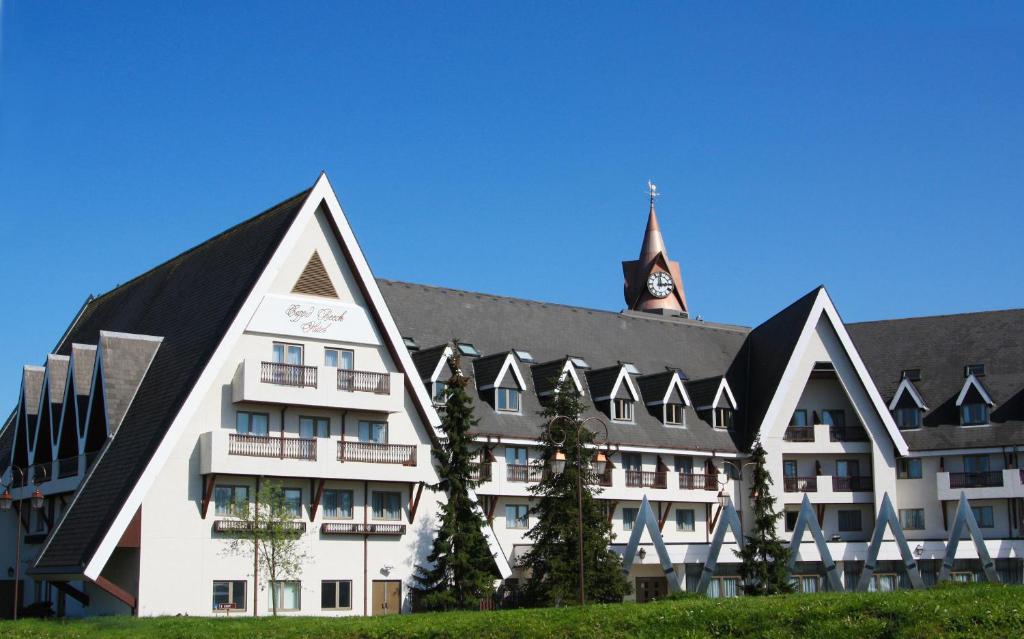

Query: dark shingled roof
[[685, 376, 725, 409], [472, 352, 512, 389], [848, 309, 1024, 451], [637, 370, 677, 405], [33, 188, 311, 573], [531, 358, 571, 396], [410, 344, 448, 381], [585, 365, 626, 399]]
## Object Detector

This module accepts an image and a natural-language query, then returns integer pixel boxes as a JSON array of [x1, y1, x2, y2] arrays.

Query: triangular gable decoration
[[291, 250, 339, 298], [888, 377, 927, 411], [939, 492, 999, 583], [787, 494, 843, 591], [955, 374, 993, 407], [695, 497, 744, 595], [619, 495, 684, 593], [855, 492, 925, 591]]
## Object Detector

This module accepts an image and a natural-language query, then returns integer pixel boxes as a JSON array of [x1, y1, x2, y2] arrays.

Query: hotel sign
[[246, 294, 380, 345]]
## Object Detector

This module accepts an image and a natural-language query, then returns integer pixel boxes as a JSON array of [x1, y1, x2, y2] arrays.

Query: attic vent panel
[[901, 368, 921, 381], [514, 350, 535, 363], [457, 343, 481, 357], [569, 357, 590, 369], [622, 362, 641, 375], [965, 364, 985, 378], [292, 251, 339, 298]]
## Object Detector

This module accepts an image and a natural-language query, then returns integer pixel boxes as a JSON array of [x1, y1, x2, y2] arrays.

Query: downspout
[[253, 475, 261, 617], [363, 479, 369, 616]]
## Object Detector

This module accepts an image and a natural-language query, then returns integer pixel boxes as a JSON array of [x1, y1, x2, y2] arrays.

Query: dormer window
[[956, 374, 992, 426], [613, 398, 634, 422], [570, 357, 590, 370], [961, 403, 989, 426], [901, 368, 921, 381], [965, 364, 986, 378], [665, 403, 685, 425], [514, 350, 535, 363], [430, 380, 447, 405], [622, 362, 641, 375], [497, 388, 521, 413], [893, 407, 922, 429], [457, 343, 481, 357], [715, 408, 734, 430]]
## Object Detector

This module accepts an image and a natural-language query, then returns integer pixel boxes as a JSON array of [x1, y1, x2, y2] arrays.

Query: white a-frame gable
[[645, 372, 692, 407], [594, 366, 640, 402], [478, 353, 527, 391], [956, 374, 993, 407], [888, 377, 928, 411]]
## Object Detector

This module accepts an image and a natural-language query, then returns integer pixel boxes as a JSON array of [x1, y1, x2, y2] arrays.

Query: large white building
[[1, 174, 1021, 616]]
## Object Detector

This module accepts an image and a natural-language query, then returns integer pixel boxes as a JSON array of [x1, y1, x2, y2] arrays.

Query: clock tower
[[622, 182, 689, 316]]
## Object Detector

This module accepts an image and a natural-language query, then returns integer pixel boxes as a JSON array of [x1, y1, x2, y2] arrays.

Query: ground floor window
[[268, 580, 301, 611], [950, 572, 975, 584], [707, 577, 740, 598], [214, 485, 249, 516], [212, 580, 246, 611], [869, 573, 899, 592], [791, 575, 820, 593], [321, 580, 352, 610]]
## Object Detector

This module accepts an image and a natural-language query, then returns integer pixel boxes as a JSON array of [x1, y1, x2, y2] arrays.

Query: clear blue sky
[[1, 2, 1022, 398]]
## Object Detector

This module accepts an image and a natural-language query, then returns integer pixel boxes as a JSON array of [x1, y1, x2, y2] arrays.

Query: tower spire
[[621, 181, 689, 317]]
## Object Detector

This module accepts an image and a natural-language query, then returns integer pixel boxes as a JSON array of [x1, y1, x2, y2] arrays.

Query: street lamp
[[1, 465, 45, 621], [544, 415, 611, 607]]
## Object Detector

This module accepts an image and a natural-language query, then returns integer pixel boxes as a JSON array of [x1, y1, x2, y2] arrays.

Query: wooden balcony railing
[[832, 476, 873, 492], [949, 471, 1003, 489], [829, 426, 869, 442], [260, 361, 317, 388], [213, 520, 306, 533], [470, 462, 493, 482], [590, 468, 613, 487], [228, 433, 317, 460], [321, 522, 406, 536], [507, 463, 544, 483], [784, 476, 818, 492], [337, 369, 391, 394], [783, 427, 815, 442], [679, 472, 719, 491], [625, 470, 667, 489], [338, 441, 417, 466]]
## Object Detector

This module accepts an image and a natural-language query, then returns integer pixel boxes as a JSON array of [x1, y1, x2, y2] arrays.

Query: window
[[325, 348, 354, 370], [622, 362, 641, 375], [402, 337, 419, 351], [621, 453, 642, 472], [783, 460, 798, 478], [613, 398, 634, 422], [272, 342, 304, 365], [950, 572, 975, 583], [283, 488, 302, 518], [236, 411, 269, 436], [792, 575, 820, 594], [569, 357, 590, 369], [268, 581, 301, 611], [715, 408, 734, 430], [897, 458, 922, 479], [514, 350, 535, 363], [212, 580, 246, 611], [372, 491, 402, 520], [971, 505, 994, 528], [675, 509, 695, 532], [456, 342, 480, 357], [623, 507, 639, 530], [838, 510, 862, 532], [965, 364, 986, 378], [506, 504, 529, 529], [214, 485, 249, 516], [505, 446, 528, 466], [899, 509, 925, 530], [321, 580, 352, 610], [835, 459, 860, 477], [790, 410, 808, 427], [894, 407, 922, 429], [431, 380, 447, 404], [665, 403, 685, 425], [901, 368, 921, 381], [963, 454, 990, 473], [707, 577, 740, 598], [497, 388, 521, 412], [821, 410, 846, 427], [299, 416, 330, 438], [785, 510, 798, 532], [871, 574, 898, 592], [358, 421, 387, 444], [674, 455, 693, 474], [322, 489, 353, 519], [961, 403, 989, 425]]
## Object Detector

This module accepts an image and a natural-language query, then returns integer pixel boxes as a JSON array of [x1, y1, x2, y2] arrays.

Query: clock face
[[647, 272, 674, 298]]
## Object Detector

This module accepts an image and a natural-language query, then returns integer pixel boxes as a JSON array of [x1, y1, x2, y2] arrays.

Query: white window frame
[[268, 580, 301, 612], [665, 403, 685, 426], [497, 387, 521, 413], [325, 347, 354, 370], [613, 398, 634, 422], [272, 342, 304, 365]]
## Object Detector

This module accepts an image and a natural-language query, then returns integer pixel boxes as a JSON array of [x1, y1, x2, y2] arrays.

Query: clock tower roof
[[639, 200, 668, 263], [621, 183, 689, 317]]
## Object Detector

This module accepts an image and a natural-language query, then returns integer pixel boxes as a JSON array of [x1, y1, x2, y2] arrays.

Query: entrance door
[[372, 580, 401, 616], [635, 577, 668, 603]]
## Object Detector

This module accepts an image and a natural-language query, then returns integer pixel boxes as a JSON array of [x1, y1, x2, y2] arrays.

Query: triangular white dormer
[[595, 366, 640, 402], [956, 374, 993, 407], [556, 360, 585, 397], [477, 353, 527, 391], [888, 377, 928, 411], [645, 372, 692, 407]]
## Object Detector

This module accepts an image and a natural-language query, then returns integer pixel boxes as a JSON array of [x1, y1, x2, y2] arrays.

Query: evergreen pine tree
[[735, 440, 794, 595], [521, 377, 629, 606], [410, 347, 497, 611]]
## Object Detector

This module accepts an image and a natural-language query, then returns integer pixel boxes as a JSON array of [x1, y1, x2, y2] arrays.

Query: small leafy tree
[[521, 377, 629, 606], [410, 346, 497, 611], [735, 441, 794, 595], [227, 480, 309, 615]]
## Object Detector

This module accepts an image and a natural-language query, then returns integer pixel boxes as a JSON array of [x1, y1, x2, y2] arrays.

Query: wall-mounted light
[[637, 547, 647, 561], [914, 544, 924, 558]]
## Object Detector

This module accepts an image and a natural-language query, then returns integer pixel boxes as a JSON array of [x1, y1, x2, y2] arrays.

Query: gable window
[[897, 458, 922, 479], [675, 509, 695, 531], [283, 488, 302, 518], [971, 505, 994, 528], [715, 407, 734, 430], [961, 403, 989, 426], [268, 580, 301, 612], [613, 398, 634, 422], [899, 509, 925, 530], [665, 403, 685, 425], [497, 388, 521, 413], [299, 416, 330, 439], [321, 580, 352, 610], [821, 410, 846, 427], [358, 421, 387, 444], [431, 380, 447, 405], [506, 504, 529, 529], [325, 348, 354, 370], [893, 407, 922, 429], [322, 489, 353, 519], [212, 580, 246, 611], [372, 491, 402, 520], [623, 507, 639, 530], [272, 342, 304, 365], [790, 410, 808, 427], [236, 411, 269, 436], [837, 510, 862, 532], [965, 364, 986, 378], [214, 485, 249, 516]]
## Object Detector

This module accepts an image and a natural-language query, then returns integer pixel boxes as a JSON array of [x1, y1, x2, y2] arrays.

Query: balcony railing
[[829, 426, 869, 442], [832, 476, 873, 492], [213, 520, 306, 534], [783, 427, 815, 442], [784, 476, 818, 492], [949, 471, 1003, 489], [679, 472, 718, 491], [338, 441, 417, 466], [507, 463, 544, 483], [260, 361, 317, 388], [625, 470, 668, 489], [592, 468, 613, 487], [228, 433, 317, 460], [321, 522, 406, 536], [337, 369, 391, 394], [471, 462, 493, 482]]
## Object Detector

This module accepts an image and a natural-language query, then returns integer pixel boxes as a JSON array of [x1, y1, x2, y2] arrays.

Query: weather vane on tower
[[647, 179, 659, 207]]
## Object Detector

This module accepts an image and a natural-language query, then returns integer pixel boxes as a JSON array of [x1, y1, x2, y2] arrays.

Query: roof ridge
[[850, 307, 1024, 326]]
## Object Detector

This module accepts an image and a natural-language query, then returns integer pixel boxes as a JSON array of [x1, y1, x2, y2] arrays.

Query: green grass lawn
[[2, 584, 1022, 639]]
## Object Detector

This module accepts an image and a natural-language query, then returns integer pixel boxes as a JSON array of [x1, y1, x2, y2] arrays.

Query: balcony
[[937, 468, 1022, 500], [832, 476, 873, 492], [213, 519, 307, 534], [679, 472, 718, 491], [829, 427, 869, 442], [625, 470, 667, 489], [780, 424, 872, 453], [784, 476, 818, 493], [321, 522, 406, 536], [592, 468, 613, 487], [507, 464, 544, 483], [949, 471, 1003, 489], [228, 433, 317, 460], [232, 358, 403, 413], [471, 461, 493, 483], [338, 441, 417, 466], [783, 427, 815, 442]]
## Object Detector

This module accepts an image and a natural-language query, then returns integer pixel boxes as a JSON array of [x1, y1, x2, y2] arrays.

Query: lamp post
[[544, 415, 610, 607], [0, 465, 46, 621]]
